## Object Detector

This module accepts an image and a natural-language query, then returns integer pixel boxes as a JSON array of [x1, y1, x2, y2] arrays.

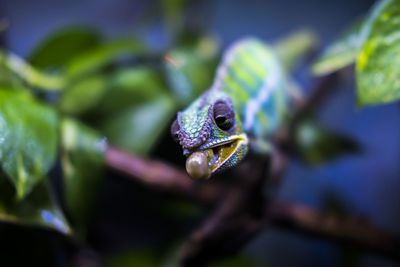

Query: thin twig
[[298, 72, 339, 113], [105, 145, 400, 262], [267, 202, 400, 260], [180, 188, 265, 267], [180, 156, 271, 266]]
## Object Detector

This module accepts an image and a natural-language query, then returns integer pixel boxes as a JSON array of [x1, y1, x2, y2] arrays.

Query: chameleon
[[170, 36, 309, 179]]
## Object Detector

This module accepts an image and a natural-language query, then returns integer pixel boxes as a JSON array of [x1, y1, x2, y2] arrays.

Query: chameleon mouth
[[185, 134, 248, 179]]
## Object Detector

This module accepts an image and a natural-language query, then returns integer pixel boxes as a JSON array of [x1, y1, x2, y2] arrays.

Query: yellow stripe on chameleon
[[223, 74, 249, 103], [235, 50, 265, 91], [230, 58, 258, 89], [249, 42, 280, 77], [239, 51, 267, 79]]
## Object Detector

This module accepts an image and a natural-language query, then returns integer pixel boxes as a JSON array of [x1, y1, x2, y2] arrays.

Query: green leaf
[[0, 36, 145, 92], [356, 0, 400, 106], [0, 64, 25, 89], [66, 39, 145, 79], [0, 36, 144, 92], [101, 96, 176, 156], [312, 18, 364, 75], [274, 29, 318, 72], [0, 51, 65, 90], [0, 89, 58, 199], [92, 67, 164, 116], [0, 175, 71, 234], [293, 115, 360, 165], [61, 118, 105, 233], [164, 35, 220, 106], [29, 26, 101, 70], [58, 74, 108, 115]]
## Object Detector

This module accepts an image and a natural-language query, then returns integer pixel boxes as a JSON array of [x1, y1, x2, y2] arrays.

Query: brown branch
[[298, 72, 339, 113], [180, 156, 271, 266], [180, 188, 265, 267], [267, 202, 400, 260], [181, 200, 400, 265], [179, 155, 400, 264], [105, 146, 228, 205], [105, 145, 400, 263]]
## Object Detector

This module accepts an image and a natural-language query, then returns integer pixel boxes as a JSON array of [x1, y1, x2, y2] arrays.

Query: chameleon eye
[[213, 101, 235, 131], [170, 119, 180, 142]]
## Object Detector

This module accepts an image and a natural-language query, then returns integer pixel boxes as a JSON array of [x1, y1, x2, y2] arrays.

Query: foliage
[[165, 34, 220, 106], [0, 89, 58, 199], [274, 29, 318, 72], [356, 0, 400, 105], [0, 176, 70, 234], [292, 114, 360, 165], [311, 18, 363, 75], [312, 0, 400, 107], [61, 118, 105, 234], [0, 0, 222, 236], [29, 27, 101, 70]]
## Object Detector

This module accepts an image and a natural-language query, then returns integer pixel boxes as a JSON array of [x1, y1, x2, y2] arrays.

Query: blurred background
[[1, 0, 400, 266]]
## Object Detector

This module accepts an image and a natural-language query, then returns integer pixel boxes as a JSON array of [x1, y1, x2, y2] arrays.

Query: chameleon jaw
[[185, 133, 248, 179]]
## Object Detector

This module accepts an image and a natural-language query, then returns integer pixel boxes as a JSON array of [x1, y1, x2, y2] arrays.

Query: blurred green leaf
[[274, 29, 318, 72], [0, 35, 145, 93], [101, 96, 175, 156], [0, 65, 25, 89], [61, 118, 105, 233], [293, 115, 360, 165], [0, 89, 58, 199], [0, 175, 71, 234], [356, 0, 400, 106], [164, 35, 220, 106], [0, 35, 146, 93], [93, 67, 165, 116], [29, 26, 101, 70], [59, 74, 108, 115], [66, 39, 145, 79], [312, 18, 363, 75], [0, 51, 65, 90]]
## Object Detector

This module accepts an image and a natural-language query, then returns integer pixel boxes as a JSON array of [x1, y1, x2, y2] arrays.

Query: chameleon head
[[171, 90, 248, 179]]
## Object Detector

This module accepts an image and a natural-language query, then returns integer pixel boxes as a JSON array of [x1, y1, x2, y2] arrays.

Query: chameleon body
[[171, 38, 290, 179]]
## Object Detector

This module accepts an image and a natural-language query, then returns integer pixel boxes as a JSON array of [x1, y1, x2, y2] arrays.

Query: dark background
[[2, 0, 400, 266]]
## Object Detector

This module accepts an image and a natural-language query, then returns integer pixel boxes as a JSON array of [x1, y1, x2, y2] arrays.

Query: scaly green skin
[[174, 37, 290, 175]]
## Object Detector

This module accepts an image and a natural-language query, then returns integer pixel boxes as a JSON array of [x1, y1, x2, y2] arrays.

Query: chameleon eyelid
[[170, 119, 181, 142], [212, 100, 235, 131]]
